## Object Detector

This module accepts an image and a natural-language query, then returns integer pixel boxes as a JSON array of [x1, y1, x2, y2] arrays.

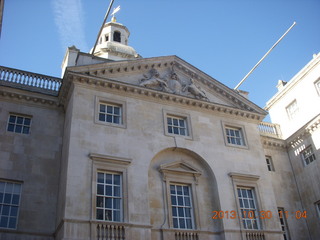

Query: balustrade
[[258, 121, 282, 138], [245, 231, 265, 240], [0, 66, 62, 95], [96, 223, 125, 240], [174, 231, 199, 240]]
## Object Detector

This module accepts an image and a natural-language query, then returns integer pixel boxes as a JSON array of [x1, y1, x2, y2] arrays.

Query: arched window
[[113, 31, 121, 43]]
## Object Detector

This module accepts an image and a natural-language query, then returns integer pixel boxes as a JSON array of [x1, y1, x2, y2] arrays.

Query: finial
[[111, 5, 120, 22]]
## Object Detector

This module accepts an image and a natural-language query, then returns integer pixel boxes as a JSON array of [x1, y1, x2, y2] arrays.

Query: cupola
[[91, 17, 140, 61]]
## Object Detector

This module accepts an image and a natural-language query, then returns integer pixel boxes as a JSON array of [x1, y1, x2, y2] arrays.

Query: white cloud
[[52, 0, 88, 52]]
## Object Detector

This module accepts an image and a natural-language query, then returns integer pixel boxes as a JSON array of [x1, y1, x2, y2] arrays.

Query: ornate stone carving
[[139, 69, 169, 91], [182, 78, 208, 101], [139, 69, 209, 101]]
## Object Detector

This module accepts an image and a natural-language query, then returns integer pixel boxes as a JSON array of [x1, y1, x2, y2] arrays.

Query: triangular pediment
[[65, 55, 267, 117], [159, 161, 202, 176]]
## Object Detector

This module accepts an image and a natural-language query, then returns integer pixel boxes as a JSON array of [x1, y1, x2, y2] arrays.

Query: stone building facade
[[0, 19, 319, 240]]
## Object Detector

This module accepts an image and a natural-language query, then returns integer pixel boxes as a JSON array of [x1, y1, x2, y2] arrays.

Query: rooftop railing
[[258, 121, 282, 139], [0, 66, 62, 96]]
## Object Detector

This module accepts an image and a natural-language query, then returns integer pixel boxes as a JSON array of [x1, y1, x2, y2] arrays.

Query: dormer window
[[113, 31, 121, 43]]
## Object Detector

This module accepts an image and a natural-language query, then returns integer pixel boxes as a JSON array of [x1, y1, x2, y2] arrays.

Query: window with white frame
[[96, 172, 122, 222], [237, 187, 260, 230], [225, 126, 246, 146], [0, 180, 22, 229], [7, 114, 31, 134], [301, 146, 316, 166], [278, 207, 290, 240], [163, 110, 192, 139], [286, 100, 299, 120], [98, 103, 122, 125], [170, 184, 194, 229], [167, 115, 188, 136], [266, 156, 275, 172]]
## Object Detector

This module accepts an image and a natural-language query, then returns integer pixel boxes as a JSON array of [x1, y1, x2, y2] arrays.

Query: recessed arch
[[148, 147, 223, 239]]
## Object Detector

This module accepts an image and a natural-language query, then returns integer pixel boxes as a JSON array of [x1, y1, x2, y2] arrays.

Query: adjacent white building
[[0, 17, 319, 240]]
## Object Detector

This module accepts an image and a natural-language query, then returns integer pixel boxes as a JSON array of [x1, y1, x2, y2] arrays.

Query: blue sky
[[0, 0, 319, 118]]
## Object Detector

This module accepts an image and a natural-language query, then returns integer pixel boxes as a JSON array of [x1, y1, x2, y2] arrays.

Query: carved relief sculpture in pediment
[[139, 69, 169, 91], [139, 68, 209, 101], [182, 78, 208, 101]]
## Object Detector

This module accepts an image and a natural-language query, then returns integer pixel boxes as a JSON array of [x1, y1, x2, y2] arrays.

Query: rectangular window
[[96, 172, 122, 222], [286, 100, 299, 120], [170, 184, 194, 229], [266, 156, 275, 172], [225, 126, 245, 146], [7, 114, 31, 134], [98, 103, 122, 125], [0, 180, 22, 229], [278, 208, 290, 240], [237, 187, 260, 230], [167, 116, 188, 136], [301, 146, 316, 166]]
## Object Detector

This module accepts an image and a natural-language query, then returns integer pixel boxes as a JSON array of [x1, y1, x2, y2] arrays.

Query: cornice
[[59, 72, 265, 122], [66, 55, 266, 116], [265, 53, 320, 110], [0, 85, 60, 108], [260, 135, 287, 150]]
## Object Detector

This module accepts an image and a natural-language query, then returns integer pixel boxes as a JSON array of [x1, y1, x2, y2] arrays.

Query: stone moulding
[[60, 71, 265, 122], [89, 153, 132, 165], [228, 172, 260, 181], [66, 55, 266, 116], [0, 86, 60, 107]]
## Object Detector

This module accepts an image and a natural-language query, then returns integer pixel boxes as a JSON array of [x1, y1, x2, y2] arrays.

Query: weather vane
[[111, 6, 121, 22]]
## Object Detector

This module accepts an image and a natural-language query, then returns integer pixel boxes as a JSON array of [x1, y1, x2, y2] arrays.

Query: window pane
[[97, 196, 103, 207], [107, 106, 113, 114], [180, 128, 185, 136], [167, 117, 172, 125], [96, 209, 103, 220], [15, 125, 22, 133], [24, 118, 31, 126], [97, 184, 104, 195], [97, 173, 104, 183], [172, 207, 177, 217], [179, 218, 185, 228], [16, 117, 23, 124], [7, 124, 14, 132], [9, 116, 16, 123], [178, 207, 184, 217], [114, 175, 120, 185], [113, 210, 120, 222], [170, 185, 175, 194], [114, 107, 120, 115], [99, 113, 105, 122], [173, 127, 179, 134], [173, 118, 179, 126], [22, 127, 30, 134], [105, 197, 112, 209], [113, 199, 121, 210], [4, 194, 11, 204], [100, 104, 106, 112], [105, 186, 112, 196], [106, 115, 112, 123], [171, 196, 176, 205], [179, 119, 185, 127], [168, 126, 173, 134], [11, 195, 20, 205], [10, 207, 18, 217], [105, 174, 112, 184], [114, 186, 120, 197], [0, 216, 8, 228], [173, 218, 178, 228], [105, 210, 112, 220], [186, 219, 192, 229], [114, 116, 120, 124], [8, 217, 16, 229]]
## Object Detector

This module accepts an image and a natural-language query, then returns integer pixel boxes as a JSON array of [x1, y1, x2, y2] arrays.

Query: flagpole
[[234, 21, 296, 90], [91, 0, 115, 55]]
